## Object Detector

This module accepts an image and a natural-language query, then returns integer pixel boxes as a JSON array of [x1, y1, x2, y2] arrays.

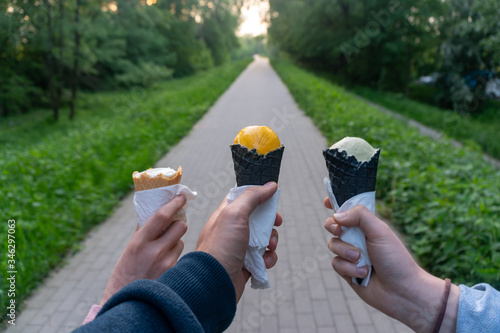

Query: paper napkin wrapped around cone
[[132, 167, 197, 228], [134, 185, 197, 228], [324, 179, 374, 287], [226, 185, 280, 289]]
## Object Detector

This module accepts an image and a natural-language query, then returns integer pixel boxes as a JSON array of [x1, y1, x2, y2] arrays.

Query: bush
[[408, 83, 442, 106], [0, 73, 43, 116], [272, 59, 500, 288], [190, 43, 215, 72], [115, 62, 174, 88]]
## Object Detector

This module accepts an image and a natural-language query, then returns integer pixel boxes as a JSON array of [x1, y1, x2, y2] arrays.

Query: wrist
[[99, 297, 107, 307], [395, 269, 454, 333], [99, 275, 125, 307], [99, 290, 112, 307]]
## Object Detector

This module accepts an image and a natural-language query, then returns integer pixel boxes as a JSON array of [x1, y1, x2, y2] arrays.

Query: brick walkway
[[7, 57, 412, 333]]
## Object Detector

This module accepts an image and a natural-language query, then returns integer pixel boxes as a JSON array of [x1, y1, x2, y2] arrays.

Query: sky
[[236, 1, 269, 37]]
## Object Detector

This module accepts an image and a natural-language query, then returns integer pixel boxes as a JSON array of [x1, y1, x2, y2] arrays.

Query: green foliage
[[232, 35, 268, 60], [189, 43, 215, 72], [0, 59, 251, 319], [1, 0, 242, 117], [268, 0, 500, 114], [439, 0, 500, 112], [114, 62, 174, 88], [268, 0, 445, 93], [200, 0, 240, 66], [0, 73, 43, 116], [352, 86, 500, 160], [272, 60, 500, 288]]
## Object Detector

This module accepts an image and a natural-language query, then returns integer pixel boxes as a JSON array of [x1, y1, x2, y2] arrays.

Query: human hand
[[323, 199, 459, 333], [99, 195, 188, 306], [196, 182, 281, 302]]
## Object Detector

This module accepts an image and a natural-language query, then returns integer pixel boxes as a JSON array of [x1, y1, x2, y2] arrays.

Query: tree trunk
[[44, 0, 58, 121], [70, 0, 81, 120], [339, 0, 350, 18], [199, 22, 205, 43], [0, 76, 6, 117], [404, 49, 412, 97], [56, 0, 64, 117]]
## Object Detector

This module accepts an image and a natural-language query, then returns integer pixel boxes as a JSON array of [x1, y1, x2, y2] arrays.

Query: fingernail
[[264, 181, 276, 188], [178, 194, 186, 200], [265, 256, 273, 266], [329, 224, 336, 234], [347, 250, 359, 261], [272, 236, 278, 245], [334, 212, 346, 220], [356, 266, 368, 276]]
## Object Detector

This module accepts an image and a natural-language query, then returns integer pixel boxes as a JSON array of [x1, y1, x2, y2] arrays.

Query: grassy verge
[[272, 59, 500, 288], [0, 59, 251, 318], [352, 86, 500, 160]]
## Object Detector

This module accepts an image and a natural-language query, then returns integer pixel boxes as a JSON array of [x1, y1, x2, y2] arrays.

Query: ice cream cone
[[231, 144, 284, 186], [323, 148, 380, 206], [132, 166, 182, 191]]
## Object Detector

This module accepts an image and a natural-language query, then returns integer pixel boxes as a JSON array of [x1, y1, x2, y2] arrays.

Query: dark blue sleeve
[[74, 252, 236, 333]]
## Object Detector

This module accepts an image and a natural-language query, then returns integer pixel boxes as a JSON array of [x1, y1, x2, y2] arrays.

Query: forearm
[[77, 252, 236, 333], [395, 269, 458, 333]]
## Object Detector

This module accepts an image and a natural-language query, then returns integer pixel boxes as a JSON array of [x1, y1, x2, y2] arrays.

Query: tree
[[439, 0, 500, 112], [0, 1, 42, 116], [69, 0, 81, 120], [0, 0, 243, 119], [200, 0, 240, 66], [268, 0, 445, 93]]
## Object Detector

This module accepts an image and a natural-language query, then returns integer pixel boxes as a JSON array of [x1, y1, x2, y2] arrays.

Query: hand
[[196, 182, 281, 302], [323, 199, 459, 333], [99, 195, 188, 306]]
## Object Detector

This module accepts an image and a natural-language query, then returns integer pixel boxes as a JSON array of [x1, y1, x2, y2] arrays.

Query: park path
[[7, 57, 412, 333]]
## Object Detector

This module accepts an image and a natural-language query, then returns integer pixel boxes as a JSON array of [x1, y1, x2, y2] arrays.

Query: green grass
[[0, 59, 251, 318], [351, 86, 500, 160], [272, 59, 500, 288]]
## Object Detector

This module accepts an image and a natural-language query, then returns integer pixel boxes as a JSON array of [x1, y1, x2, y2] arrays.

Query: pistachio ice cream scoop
[[323, 137, 380, 206]]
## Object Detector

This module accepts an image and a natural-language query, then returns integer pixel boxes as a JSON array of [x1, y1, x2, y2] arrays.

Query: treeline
[[1, 0, 242, 119], [268, 0, 500, 113]]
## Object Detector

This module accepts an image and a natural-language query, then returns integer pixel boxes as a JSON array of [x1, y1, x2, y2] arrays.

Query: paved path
[[7, 57, 412, 333]]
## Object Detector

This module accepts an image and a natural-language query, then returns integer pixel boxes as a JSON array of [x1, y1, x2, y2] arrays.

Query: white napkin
[[133, 184, 197, 228], [324, 177, 374, 287], [226, 185, 280, 289]]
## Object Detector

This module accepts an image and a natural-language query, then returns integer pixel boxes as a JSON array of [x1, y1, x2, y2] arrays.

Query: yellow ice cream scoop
[[234, 126, 281, 155]]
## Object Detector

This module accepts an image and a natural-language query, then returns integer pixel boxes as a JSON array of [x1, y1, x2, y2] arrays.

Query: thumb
[[333, 205, 388, 241], [231, 182, 278, 218]]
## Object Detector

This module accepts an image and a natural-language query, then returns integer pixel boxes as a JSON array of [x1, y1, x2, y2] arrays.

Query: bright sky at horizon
[[236, 1, 269, 37]]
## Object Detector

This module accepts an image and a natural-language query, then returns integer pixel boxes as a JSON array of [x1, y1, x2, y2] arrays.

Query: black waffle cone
[[323, 148, 380, 206], [231, 144, 284, 186]]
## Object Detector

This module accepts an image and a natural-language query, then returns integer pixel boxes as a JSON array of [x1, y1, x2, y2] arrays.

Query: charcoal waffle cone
[[231, 144, 284, 186], [132, 166, 182, 191], [323, 149, 380, 206]]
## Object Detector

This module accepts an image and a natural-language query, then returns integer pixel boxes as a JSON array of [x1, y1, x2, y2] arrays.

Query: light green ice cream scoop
[[330, 137, 378, 162]]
